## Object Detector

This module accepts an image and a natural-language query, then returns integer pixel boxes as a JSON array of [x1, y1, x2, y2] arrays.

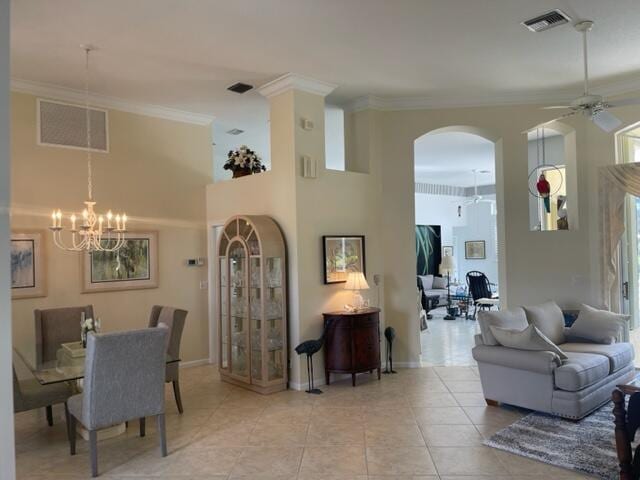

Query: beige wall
[[11, 92, 212, 363], [351, 99, 640, 365]]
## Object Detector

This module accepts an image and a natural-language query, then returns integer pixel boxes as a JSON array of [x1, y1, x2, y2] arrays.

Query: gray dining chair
[[67, 328, 168, 477], [35, 305, 95, 364], [34, 305, 94, 425], [13, 365, 74, 428], [148, 306, 187, 414]]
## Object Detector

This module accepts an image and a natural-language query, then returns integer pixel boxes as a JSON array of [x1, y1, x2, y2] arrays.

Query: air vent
[[37, 99, 108, 152], [227, 128, 244, 135], [522, 9, 571, 32], [227, 82, 253, 94]]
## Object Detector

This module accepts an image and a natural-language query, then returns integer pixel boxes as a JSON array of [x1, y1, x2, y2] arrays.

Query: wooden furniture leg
[[613, 389, 635, 480], [172, 380, 184, 414], [89, 430, 98, 477], [69, 415, 76, 455], [157, 414, 168, 457], [46, 405, 53, 426], [325, 370, 330, 385], [485, 398, 500, 406], [139, 417, 146, 437], [352, 373, 356, 387]]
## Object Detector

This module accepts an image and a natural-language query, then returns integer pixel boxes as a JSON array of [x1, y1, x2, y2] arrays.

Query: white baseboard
[[180, 358, 210, 368], [394, 361, 422, 368]]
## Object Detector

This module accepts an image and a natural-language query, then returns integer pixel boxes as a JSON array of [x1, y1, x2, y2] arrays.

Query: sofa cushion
[[523, 301, 566, 345], [419, 275, 434, 290], [554, 352, 610, 392], [489, 324, 568, 360], [477, 307, 528, 346], [567, 304, 629, 344], [560, 342, 634, 374], [432, 276, 447, 289]]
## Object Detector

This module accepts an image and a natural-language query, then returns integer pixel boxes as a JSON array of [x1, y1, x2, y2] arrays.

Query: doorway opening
[[414, 130, 499, 366], [618, 124, 640, 365]]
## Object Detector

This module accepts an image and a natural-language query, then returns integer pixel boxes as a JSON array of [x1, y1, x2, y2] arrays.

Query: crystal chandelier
[[50, 46, 127, 252]]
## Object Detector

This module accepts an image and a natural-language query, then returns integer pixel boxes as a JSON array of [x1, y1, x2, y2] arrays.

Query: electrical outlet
[[199, 280, 208, 290], [373, 274, 381, 286]]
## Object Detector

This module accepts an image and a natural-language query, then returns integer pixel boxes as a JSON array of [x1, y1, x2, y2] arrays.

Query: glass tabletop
[[14, 343, 179, 386]]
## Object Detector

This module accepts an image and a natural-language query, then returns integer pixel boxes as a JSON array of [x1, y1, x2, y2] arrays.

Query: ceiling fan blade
[[591, 109, 622, 132], [522, 111, 578, 134], [607, 97, 640, 108], [542, 106, 571, 110]]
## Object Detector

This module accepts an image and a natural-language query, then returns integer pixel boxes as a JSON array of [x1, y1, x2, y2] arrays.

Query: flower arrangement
[[80, 315, 101, 348], [224, 145, 266, 178]]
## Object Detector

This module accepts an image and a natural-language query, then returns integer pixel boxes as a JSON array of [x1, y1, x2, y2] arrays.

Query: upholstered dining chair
[[35, 305, 95, 364], [34, 305, 94, 424], [148, 305, 187, 414], [67, 328, 168, 477], [13, 365, 74, 428]]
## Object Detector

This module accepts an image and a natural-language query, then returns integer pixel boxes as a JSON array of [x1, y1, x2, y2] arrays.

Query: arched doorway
[[414, 127, 502, 366]]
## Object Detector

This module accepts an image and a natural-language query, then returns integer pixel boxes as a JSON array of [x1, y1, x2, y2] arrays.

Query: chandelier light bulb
[[70, 214, 77, 231]]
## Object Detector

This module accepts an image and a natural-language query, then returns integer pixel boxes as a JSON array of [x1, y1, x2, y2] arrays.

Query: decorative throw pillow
[[489, 324, 568, 360], [419, 275, 434, 290], [567, 304, 629, 344], [523, 301, 566, 345], [477, 308, 529, 346], [432, 276, 447, 289]]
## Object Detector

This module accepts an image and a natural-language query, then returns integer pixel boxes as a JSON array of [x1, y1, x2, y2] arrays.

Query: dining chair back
[[67, 328, 168, 477], [148, 305, 187, 414], [35, 305, 94, 364]]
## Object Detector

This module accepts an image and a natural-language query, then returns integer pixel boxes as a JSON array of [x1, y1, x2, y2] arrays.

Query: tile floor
[[420, 309, 479, 366], [14, 364, 592, 480]]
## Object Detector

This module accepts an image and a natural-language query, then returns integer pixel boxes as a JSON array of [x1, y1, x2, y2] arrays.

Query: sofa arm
[[472, 345, 562, 374]]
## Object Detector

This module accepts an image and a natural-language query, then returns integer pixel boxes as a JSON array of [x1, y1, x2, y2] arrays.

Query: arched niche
[[526, 121, 578, 232]]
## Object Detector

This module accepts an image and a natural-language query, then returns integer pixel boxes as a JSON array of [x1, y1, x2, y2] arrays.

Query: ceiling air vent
[[227, 128, 245, 135], [522, 9, 571, 32], [37, 99, 108, 152], [227, 82, 253, 94]]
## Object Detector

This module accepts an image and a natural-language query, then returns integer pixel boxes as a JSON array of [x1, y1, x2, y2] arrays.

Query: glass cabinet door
[[229, 241, 249, 379], [219, 256, 228, 370], [250, 257, 263, 382], [266, 258, 284, 382]]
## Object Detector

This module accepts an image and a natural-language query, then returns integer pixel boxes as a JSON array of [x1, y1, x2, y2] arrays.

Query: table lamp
[[344, 271, 370, 311], [439, 255, 456, 320]]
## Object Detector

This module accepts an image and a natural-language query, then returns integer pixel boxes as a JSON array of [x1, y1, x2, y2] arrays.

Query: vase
[[233, 170, 252, 179]]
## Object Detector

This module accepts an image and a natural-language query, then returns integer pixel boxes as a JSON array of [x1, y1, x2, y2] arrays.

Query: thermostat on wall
[[186, 257, 206, 267]]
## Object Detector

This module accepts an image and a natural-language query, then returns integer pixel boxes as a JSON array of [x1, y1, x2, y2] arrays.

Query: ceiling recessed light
[[227, 82, 253, 94], [227, 128, 244, 135]]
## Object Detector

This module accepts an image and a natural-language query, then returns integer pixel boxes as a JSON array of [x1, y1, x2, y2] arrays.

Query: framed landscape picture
[[323, 235, 365, 284], [465, 240, 486, 260], [82, 231, 158, 293], [11, 231, 46, 299]]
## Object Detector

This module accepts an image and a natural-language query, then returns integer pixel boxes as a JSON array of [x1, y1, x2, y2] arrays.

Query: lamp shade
[[344, 271, 370, 291], [439, 254, 456, 275]]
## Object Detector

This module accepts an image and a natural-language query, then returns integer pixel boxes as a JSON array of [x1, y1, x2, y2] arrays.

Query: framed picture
[[442, 246, 454, 257], [465, 240, 486, 260], [415, 225, 441, 276], [82, 231, 158, 293], [323, 235, 365, 284], [11, 231, 46, 299]]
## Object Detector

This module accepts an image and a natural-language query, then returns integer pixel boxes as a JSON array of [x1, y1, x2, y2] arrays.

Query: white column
[[0, 0, 16, 478]]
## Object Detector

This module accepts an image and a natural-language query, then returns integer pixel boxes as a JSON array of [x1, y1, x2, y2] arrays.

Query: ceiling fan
[[463, 169, 494, 205], [530, 20, 640, 133]]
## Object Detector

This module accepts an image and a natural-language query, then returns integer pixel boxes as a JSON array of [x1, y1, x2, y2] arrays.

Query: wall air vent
[[522, 9, 571, 32], [37, 99, 108, 152], [227, 128, 245, 135], [227, 82, 253, 94]]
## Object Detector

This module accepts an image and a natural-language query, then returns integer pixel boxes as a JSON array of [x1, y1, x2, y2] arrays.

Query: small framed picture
[[442, 246, 453, 257], [465, 240, 486, 260], [322, 235, 366, 284], [82, 231, 159, 293], [11, 231, 47, 299]]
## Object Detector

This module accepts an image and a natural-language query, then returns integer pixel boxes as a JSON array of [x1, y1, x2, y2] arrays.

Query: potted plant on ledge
[[224, 145, 266, 178]]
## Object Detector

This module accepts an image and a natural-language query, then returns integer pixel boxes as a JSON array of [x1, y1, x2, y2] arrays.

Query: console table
[[322, 308, 381, 387]]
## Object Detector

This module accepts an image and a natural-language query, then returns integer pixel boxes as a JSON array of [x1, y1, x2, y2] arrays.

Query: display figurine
[[536, 173, 551, 213], [383, 326, 397, 374], [294, 333, 324, 394]]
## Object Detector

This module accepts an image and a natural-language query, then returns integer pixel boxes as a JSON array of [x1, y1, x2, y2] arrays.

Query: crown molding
[[258, 73, 337, 99], [11, 78, 215, 126], [344, 76, 640, 113]]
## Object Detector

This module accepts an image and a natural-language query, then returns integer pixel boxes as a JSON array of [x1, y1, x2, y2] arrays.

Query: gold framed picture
[[82, 231, 158, 293], [465, 240, 486, 260]]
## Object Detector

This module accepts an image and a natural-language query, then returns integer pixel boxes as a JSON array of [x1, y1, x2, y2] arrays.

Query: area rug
[[484, 403, 620, 480]]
